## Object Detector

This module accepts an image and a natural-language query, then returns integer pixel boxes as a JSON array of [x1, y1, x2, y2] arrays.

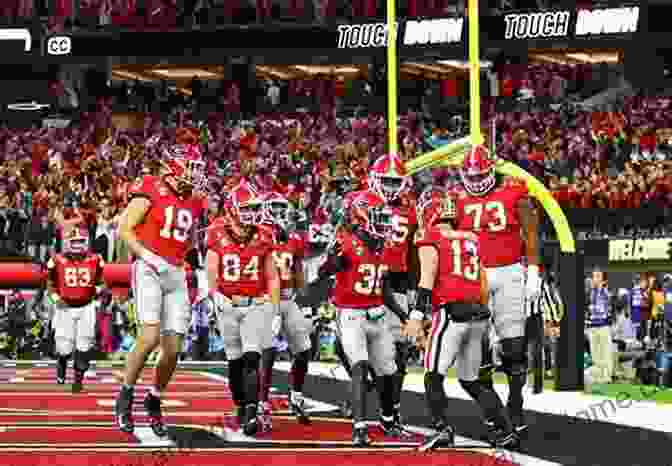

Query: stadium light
[[7, 102, 49, 111]]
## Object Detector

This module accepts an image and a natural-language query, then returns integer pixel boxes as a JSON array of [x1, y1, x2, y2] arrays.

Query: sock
[[289, 350, 309, 392], [258, 349, 276, 403], [375, 375, 396, 418]]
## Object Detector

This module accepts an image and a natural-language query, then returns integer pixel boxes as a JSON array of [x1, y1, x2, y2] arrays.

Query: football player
[[370, 153, 417, 426], [207, 180, 280, 437], [47, 224, 105, 393], [115, 144, 208, 436], [307, 191, 406, 447], [406, 189, 518, 451], [454, 145, 541, 433], [256, 191, 313, 431]]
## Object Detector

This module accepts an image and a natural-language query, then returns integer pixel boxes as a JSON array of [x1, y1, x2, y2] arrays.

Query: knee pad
[[500, 336, 527, 376], [242, 351, 261, 374], [394, 342, 410, 376]]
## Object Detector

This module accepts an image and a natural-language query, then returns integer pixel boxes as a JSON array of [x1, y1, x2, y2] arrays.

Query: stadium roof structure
[[110, 49, 622, 89]]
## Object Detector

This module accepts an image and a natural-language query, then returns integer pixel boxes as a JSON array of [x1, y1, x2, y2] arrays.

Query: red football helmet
[[369, 153, 409, 202], [460, 145, 496, 196], [162, 144, 207, 195], [263, 191, 291, 229], [349, 191, 394, 239], [417, 189, 456, 228], [63, 224, 90, 255], [223, 180, 264, 227]]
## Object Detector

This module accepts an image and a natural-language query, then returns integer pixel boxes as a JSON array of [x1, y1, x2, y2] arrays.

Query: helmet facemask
[[377, 175, 407, 202], [461, 167, 495, 196], [238, 201, 263, 226], [368, 205, 394, 239], [268, 200, 291, 230]]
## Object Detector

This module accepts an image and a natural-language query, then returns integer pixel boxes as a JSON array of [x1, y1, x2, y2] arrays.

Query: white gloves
[[141, 249, 170, 275], [301, 307, 313, 319], [194, 269, 209, 303], [272, 314, 282, 337], [211, 292, 230, 311], [525, 264, 542, 302]]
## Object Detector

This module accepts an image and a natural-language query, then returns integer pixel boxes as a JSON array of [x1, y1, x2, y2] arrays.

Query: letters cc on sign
[[47, 36, 71, 55]]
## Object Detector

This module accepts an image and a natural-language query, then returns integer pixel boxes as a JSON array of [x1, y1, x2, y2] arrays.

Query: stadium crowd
[[0, 63, 668, 381], [0, 0, 579, 29]]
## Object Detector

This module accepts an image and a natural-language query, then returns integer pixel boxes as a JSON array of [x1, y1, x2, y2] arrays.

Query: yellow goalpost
[[389, 0, 575, 254]]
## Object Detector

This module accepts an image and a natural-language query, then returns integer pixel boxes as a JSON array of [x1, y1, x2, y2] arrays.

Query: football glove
[[141, 249, 170, 275], [409, 287, 432, 321]]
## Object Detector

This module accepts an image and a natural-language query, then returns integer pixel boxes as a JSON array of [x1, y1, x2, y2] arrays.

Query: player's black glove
[[409, 287, 432, 321]]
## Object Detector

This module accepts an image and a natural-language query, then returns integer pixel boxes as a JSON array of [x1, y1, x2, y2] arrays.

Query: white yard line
[[273, 362, 562, 466], [133, 426, 175, 447], [287, 361, 672, 435]]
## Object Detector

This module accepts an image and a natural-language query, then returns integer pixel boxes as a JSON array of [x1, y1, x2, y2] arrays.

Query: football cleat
[[481, 420, 498, 442], [511, 413, 528, 434], [241, 404, 259, 437], [144, 392, 168, 437], [491, 428, 520, 450], [352, 425, 370, 447], [379, 413, 405, 438], [341, 400, 353, 419], [57, 360, 67, 385], [418, 422, 455, 452], [115, 387, 135, 434], [258, 401, 273, 432], [289, 393, 311, 425]]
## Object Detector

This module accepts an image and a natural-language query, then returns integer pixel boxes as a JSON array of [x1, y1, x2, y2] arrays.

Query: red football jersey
[[212, 228, 275, 297], [415, 228, 483, 306], [48, 253, 104, 307], [129, 176, 206, 267], [272, 231, 306, 291], [383, 197, 418, 273], [454, 177, 528, 267], [332, 230, 387, 309]]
